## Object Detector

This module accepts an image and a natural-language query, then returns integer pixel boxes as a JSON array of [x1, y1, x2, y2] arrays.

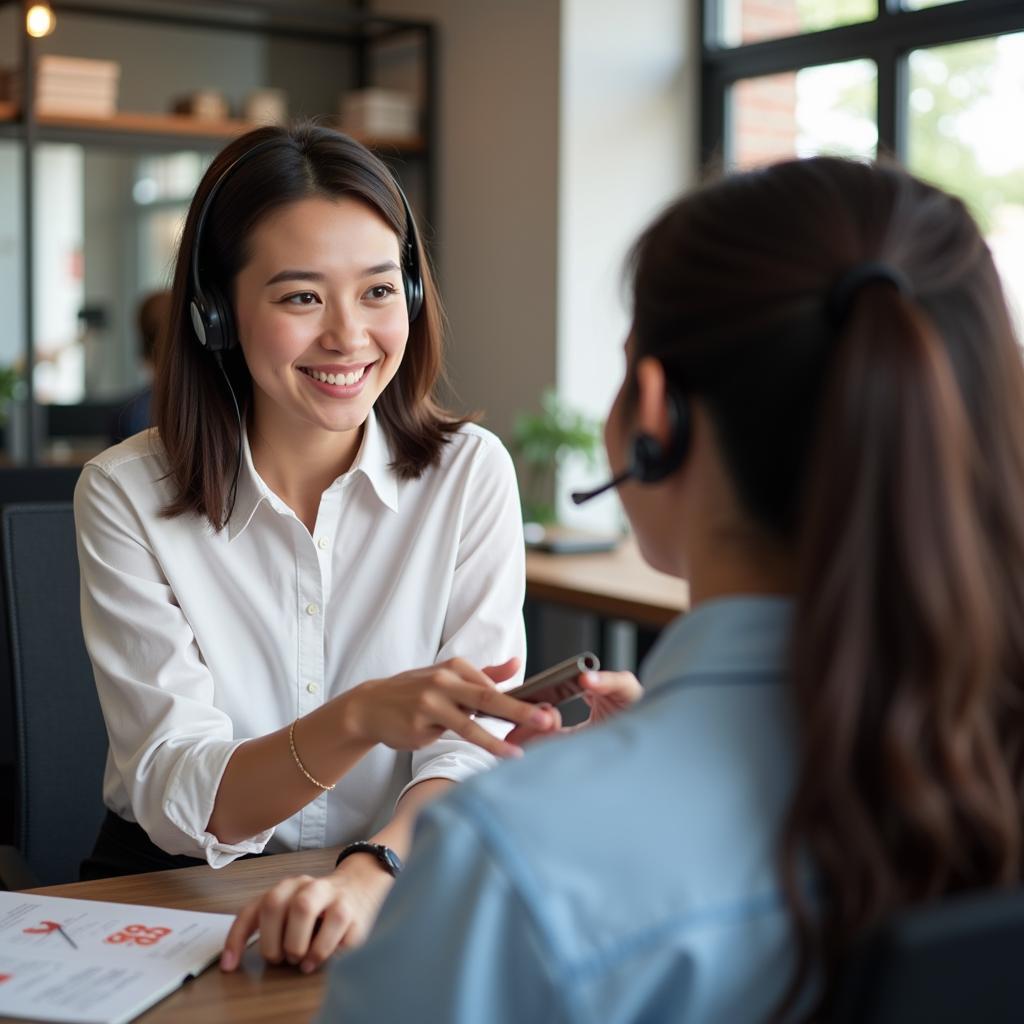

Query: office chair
[[0, 467, 83, 846], [0, 502, 107, 889], [830, 884, 1024, 1023]]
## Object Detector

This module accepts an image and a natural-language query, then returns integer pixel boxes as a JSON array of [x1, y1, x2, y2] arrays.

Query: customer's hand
[[220, 853, 392, 974], [504, 670, 643, 746], [342, 656, 555, 759]]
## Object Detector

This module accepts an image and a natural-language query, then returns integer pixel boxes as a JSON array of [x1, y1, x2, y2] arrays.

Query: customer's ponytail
[[777, 282, 1021, 1017]]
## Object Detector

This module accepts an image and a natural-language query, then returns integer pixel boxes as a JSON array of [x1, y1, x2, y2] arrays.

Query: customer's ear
[[634, 357, 672, 446]]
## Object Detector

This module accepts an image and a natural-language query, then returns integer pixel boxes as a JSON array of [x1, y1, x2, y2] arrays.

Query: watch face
[[382, 847, 403, 875]]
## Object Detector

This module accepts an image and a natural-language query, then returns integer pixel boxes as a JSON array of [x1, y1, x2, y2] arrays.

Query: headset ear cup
[[190, 299, 210, 348], [214, 289, 237, 352], [631, 433, 667, 482], [630, 387, 691, 483], [405, 272, 424, 323], [201, 286, 234, 353]]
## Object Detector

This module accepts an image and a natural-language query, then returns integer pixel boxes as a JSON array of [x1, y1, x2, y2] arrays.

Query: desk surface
[[525, 535, 688, 628], [11, 848, 338, 1024]]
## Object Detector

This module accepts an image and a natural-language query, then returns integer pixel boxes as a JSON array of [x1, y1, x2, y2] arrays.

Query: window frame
[[700, 0, 1024, 167]]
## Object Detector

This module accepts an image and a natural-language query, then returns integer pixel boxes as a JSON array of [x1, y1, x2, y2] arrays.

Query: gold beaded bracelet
[[288, 719, 335, 792]]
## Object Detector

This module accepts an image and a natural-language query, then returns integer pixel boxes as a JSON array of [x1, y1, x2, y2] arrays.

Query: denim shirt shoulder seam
[[560, 889, 791, 984], [450, 786, 589, 1024]]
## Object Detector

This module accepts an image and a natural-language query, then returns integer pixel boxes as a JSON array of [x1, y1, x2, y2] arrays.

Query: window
[[701, 0, 1024, 327], [907, 31, 1024, 324], [730, 58, 878, 167], [713, 0, 875, 48]]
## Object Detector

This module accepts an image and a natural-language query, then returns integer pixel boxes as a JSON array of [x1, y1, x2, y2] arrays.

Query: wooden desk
[[525, 535, 688, 629], [9, 848, 338, 1024]]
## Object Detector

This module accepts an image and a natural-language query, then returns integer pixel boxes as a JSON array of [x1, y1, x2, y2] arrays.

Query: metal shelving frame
[[0, 0, 438, 463]]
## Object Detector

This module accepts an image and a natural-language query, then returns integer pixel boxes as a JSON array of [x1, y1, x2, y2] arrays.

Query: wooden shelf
[[16, 110, 426, 154], [39, 110, 256, 138], [0, 101, 17, 123]]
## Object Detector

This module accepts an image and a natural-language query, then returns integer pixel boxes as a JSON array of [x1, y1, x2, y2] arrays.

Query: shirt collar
[[640, 595, 794, 692], [226, 410, 398, 541], [350, 409, 399, 513]]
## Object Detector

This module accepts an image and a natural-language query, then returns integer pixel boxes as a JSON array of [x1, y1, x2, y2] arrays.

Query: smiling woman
[[70, 123, 640, 976], [155, 125, 450, 531], [233, 196, 412, 528]]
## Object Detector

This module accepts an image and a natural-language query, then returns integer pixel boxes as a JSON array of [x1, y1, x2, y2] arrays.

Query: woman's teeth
[[301, 365, 368, 386]]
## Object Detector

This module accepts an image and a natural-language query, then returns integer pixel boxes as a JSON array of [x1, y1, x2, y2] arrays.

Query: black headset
[[571, 383, 691, 505], [188, 137, 425, 355]]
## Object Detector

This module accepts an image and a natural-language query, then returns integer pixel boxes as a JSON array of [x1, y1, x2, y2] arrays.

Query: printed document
[[0, 890, 235, 1023]]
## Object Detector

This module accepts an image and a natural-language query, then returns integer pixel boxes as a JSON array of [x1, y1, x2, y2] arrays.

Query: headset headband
[[189, 135, 424, 342], [189, 137, 279, 310]]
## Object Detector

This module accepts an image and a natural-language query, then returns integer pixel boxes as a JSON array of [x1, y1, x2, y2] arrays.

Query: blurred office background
[[0, 0, 1020, 523]]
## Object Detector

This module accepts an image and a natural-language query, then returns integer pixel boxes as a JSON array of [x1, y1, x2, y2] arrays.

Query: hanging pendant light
[[26, 2, 57, 38]]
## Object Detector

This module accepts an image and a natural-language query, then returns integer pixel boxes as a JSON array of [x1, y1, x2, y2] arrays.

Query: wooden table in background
[[6, 848, 338, 1024], [524, 535, 689, 673], [525, 535, 688, 629]]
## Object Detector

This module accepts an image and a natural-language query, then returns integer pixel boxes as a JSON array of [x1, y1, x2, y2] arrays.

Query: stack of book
[[34, 54, 120, 117], [340, 88, 418, 140]]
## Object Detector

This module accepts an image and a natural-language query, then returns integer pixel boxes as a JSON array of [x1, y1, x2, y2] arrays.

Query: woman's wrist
[[332, 684, 374, 748], [331, 846, 397, 886]]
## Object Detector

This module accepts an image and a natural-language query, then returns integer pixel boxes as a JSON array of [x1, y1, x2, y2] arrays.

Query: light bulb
[[26, 3, 56, 38]]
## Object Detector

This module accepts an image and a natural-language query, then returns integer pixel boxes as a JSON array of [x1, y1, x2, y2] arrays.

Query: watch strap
[[333, 840, 403, 877]]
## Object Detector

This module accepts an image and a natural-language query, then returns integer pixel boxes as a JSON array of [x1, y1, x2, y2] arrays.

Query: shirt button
[[306, 603, 318, 616], [317, 537, 329, 550], [306, 682, 319, 695]]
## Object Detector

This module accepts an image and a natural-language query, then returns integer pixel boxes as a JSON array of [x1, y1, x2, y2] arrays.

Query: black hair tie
[[827, 261, 912, 327]]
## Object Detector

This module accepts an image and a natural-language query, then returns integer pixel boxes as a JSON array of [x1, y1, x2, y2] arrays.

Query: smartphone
[[506, 651, 600, 707]]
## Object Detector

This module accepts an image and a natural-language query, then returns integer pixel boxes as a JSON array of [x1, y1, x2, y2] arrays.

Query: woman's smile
[[298, 361, 376, 395]]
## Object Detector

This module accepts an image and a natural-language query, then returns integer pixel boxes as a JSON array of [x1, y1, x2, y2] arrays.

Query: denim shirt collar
[[641, 595, 794, 692]]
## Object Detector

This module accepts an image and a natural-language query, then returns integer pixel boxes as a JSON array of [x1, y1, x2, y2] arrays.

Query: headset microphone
[[571, 386, 691, 505], [570, 468, 632, 506]]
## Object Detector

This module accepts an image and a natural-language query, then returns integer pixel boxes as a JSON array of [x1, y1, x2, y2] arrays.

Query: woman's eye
[[367, 284, 397, 301], [281, 292, 319, 306]]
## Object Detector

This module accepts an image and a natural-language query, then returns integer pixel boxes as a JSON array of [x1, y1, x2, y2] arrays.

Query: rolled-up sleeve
[[75, 464, 273, 866], [403, 434, 526, 798]]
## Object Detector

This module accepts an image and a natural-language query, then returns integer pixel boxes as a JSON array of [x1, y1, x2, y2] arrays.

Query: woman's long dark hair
[[629, 157, 1024, 1020], [152, 122, 466, 529]]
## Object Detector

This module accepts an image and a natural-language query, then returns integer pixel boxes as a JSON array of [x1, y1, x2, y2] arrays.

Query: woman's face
[[233, 196, 409, 444]]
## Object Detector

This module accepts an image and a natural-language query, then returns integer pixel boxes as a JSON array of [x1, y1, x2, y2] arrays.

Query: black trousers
[[80, 809, 263, 881]]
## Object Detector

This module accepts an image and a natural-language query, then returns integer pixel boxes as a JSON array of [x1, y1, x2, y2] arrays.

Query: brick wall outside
[[731, 0, 800, 167]]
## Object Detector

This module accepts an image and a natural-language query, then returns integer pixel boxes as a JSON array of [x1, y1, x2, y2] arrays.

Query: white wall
[[373, 0, 561, 444], [557, 0, 697, 528], [372, 2, 697, 518]]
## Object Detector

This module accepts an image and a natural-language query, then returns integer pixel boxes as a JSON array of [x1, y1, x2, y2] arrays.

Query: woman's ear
[[634, 357, 673, 446]]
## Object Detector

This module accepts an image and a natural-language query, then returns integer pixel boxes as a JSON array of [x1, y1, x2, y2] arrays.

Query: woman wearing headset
[[75, 123, 639, 964], [315, 155, 1024, 1022]]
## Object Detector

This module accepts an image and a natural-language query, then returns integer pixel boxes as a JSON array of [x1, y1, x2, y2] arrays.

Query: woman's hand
[[504, 670, 643, 746], [579, 669, 644, 725], [220, 853, 393, 974], [341, 656, 555, 760]]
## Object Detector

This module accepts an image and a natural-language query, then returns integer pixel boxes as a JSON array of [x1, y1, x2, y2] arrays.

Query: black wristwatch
[[334, 841, 403, 877]]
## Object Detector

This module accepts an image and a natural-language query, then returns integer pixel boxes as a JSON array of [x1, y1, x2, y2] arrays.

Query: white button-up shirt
[[74, 413, 526, 868]]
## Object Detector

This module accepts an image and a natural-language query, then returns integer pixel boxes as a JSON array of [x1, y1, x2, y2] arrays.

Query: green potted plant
[[511, 389, 603, 526]]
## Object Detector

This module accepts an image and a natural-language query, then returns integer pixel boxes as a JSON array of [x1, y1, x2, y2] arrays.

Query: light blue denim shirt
[[318, 596, 805, 1024]]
